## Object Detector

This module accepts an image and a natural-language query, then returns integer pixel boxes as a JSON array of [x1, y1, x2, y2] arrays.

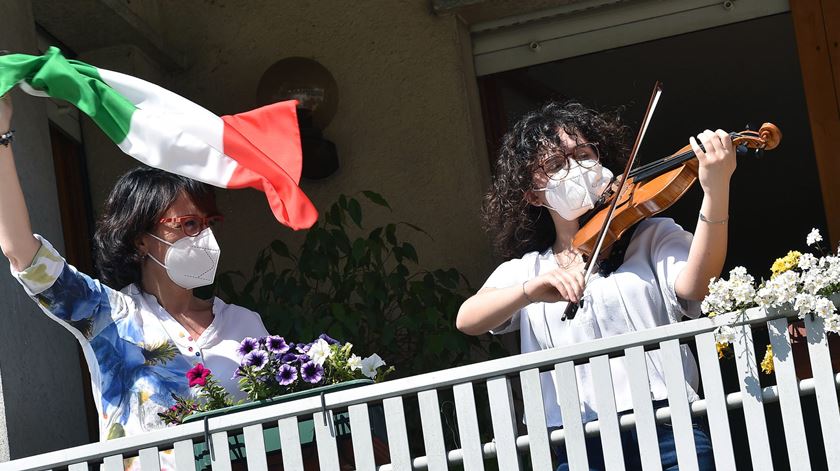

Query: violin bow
[[562, 81, 663, 321]]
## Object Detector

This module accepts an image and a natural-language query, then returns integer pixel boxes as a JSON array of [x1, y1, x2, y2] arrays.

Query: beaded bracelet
[[0, 129, 14, 147]]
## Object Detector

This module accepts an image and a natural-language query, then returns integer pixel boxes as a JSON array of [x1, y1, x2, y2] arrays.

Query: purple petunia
[[265, 335, 290, 354], [300, 360, 324, 384], [237, 337, 260, 357], [231, 366, 246, 380], [243, 350, 269, 370], [318, 333, 340, 345], [275, 364, 298, 386], [279, 352, 301, 364]]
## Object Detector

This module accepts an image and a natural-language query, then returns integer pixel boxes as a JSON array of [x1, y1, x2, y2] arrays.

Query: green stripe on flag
[[0, 47, 135, 143]]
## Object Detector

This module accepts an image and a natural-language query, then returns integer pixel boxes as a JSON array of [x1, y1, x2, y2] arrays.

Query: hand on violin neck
[[690, 129, 737, 194]]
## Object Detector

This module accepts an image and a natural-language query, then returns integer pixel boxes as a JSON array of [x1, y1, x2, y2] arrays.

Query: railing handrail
[[0, 304, 808, 471]]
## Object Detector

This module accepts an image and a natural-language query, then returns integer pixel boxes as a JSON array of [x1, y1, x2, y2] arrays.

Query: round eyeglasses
[[537, 142, 601, 181], [158, 214, 224, 237]]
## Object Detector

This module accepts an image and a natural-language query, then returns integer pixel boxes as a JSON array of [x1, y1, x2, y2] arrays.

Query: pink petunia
[[187, 363, 211, 387]]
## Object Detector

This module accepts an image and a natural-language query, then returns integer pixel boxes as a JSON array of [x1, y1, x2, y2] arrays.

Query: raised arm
[[675, 129, 737, 301], [0, 94, 41, 271]]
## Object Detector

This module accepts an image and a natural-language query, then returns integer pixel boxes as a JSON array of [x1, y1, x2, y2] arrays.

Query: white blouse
[[483, 218, 701, 427]]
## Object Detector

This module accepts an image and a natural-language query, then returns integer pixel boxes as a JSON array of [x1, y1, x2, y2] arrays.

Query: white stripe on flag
[[98, 69, 240, 187]]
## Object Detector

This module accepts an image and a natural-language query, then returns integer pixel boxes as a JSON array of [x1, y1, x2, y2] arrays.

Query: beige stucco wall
[[82, 1, 496, 289]]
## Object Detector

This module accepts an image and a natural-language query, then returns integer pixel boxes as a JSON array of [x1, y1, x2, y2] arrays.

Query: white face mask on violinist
[[534, 159, 614, 221], [146, 228, 221, 289]]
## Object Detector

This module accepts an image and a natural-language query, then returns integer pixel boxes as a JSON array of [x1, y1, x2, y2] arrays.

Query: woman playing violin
[[456, 100, 735, 470]]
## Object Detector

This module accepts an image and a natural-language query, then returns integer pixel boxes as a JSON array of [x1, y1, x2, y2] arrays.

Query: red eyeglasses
[[158, 215, 224, 237]]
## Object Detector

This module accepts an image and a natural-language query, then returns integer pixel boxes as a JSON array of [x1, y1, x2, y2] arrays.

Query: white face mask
[[534, 159, 614, 221], [146, 228, 221, 289]]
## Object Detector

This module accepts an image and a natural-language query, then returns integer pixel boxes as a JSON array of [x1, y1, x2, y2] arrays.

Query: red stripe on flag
[[222, 101, 318, 230]]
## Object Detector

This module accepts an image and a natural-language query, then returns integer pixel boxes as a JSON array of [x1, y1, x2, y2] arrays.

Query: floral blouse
[[11, 236, 268, 443]]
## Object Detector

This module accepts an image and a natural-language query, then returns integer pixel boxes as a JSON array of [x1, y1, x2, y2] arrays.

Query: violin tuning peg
[[735, 144, 749, 157], [754, 147, 765, 159]]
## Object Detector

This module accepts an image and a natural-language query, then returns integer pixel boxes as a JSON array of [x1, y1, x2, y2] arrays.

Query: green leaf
[[330, 229, 352, 254], [361, 190, 391, 209], [427, 333, 444, 354], [385, 224, 397, 246], [399, 221, 432, 239], [402, 242, 418, 263], [348, 198, 362, 227], [270, 240, 290, 258], [351, 238, 366, 262], [217, 273, 238, 299], [326, 203, 344, 227], [381, 323, 394, 345]]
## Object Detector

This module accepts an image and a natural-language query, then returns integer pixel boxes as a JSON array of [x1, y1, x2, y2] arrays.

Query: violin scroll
[[733, 123, 781, 151]]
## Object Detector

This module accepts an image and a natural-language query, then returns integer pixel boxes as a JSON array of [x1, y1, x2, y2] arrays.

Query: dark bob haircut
[[93, 167, 218, 290], [482, 101, 631, 260]]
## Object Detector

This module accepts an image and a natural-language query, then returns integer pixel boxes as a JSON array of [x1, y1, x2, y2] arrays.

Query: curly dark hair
[[93, 167, 219, 290], [482, 101, 632, 260]]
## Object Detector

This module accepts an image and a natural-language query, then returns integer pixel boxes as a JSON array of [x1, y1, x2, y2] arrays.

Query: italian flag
[[0, 47, 317, 229]]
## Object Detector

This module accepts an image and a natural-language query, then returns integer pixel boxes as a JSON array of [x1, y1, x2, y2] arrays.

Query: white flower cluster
[[714, 325, 736, 346], [701, 266, 756, 317], [309, 339, 387, 379], [702, 229, 840, 335]]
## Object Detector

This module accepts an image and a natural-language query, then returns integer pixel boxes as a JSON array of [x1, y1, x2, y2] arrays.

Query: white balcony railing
[[2, 304, 839, 470]]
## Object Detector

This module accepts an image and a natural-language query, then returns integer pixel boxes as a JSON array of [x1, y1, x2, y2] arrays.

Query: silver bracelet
[[522, 280, 537, 304], [699, 212, 728, 225]]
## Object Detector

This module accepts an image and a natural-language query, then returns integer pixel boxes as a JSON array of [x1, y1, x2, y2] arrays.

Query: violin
[[556, 83, 782, 323], [573, 123, 782, 257]]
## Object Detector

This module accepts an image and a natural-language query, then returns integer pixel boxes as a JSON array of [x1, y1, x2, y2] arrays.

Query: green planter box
[[183, 379, 378, 470]]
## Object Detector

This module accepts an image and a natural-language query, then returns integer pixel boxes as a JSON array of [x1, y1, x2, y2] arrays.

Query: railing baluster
[[138, 447, 161, 471], [383, 396, 413, 470], [555, 361, 588, 471], [349, 403, 377, 471], [804, 314, 840, 470], [173, 439, 196, 471], [210, 431, 232, 471], [102, 455, 123, 471], [417, 390, 449, 470], [732, 323, 774, 470], [590, 355, 625, 471], [453, 382, 485, 470], [520, 368, 553, 471], [660, 339, 698, 471], [486, 376, 521, 470], [694, 332, 736, 469], [314, 409, 341, 469], [243, 424, 268, 471], [624, 346, 662, 471], [277, 417, 304, 470], [68, 463, 87, 471], [767, 317, 811, 469]]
